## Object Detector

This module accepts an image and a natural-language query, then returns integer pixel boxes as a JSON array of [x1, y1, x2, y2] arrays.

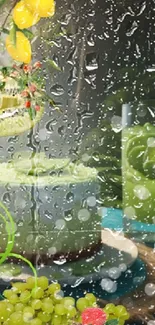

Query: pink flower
[[82, 308, 107, 325], [21, 90, 29, 98], [29, 84, 37, 93], [33, 61, 42, 69], [35, 105, 41, 111], [23, 65, 32, 73]]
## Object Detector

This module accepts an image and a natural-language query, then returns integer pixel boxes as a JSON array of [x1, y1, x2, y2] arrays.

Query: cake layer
[[0, 156, 101, 257]]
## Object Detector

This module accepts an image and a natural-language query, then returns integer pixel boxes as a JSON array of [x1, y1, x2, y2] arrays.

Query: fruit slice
[[143, 147, 155, 179], [127, 145, 145, 172], [12, 154, 70, 175]]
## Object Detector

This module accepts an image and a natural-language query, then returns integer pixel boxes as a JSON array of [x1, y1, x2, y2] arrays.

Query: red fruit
[[82, 308, 107, 325], [34, 61, 42, 69], [29, 84, 37, 93], [25, 100, 31, 108], [35, 105, 40, 111]]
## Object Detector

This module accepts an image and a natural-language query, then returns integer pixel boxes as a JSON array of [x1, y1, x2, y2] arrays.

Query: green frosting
[[0, 152, 98, 186]]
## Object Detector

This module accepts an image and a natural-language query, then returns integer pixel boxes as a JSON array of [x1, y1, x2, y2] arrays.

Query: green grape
[[23, 306, 35, 316], [76, 298, 89, 312], [9, 311, 23, 325], [31, 299, 42, 310], [61, 316, 68, 325], [37, 276, 49, 290], [104, 303, 116, 314], [3, 289, 13, 299], [20, 290, 31, 303], [0, 302, 10, 322], [119, 320, 125, 325], [66, 306, 77, 318], [51, 314, 62, 325], [62, 297, 75, 307], [42, 300, 54, 313], [30, 318, 42, 325], [11, 282, 28, 293], [37, 311, 51, 322], [6, 302, 14, 315], [48, 283, 61, 295], [15, 303, 24, 312], [115, 305, 129, 320], [85, 293, 97, 306], [108, 315, 118, 321], [26, 277, 36, 289], [8, 293, 19, 304], [53, 291, 63, 303], [54, 304, 66, 315], [31, 287, 44, 299]]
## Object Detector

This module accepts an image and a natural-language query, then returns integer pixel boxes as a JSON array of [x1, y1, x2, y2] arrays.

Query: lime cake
[[0, 152, 101, 264]]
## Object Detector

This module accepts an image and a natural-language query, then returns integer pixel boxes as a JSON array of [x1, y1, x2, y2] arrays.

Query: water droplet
[[145, 283, 155, 296], [100, 278, 117, 293], [119, 263, 127, 272], [134, 185, 150, 200], [3, 192, 11, 203], [38, 128, 49, 141], [87, 196, 96, 207], [111, 115, 122, 133], [126, 21, 138, 37], [87, 33, 95, 47], [66, 192, 74, 203], [48, 247, 57, 255], [86, 53, 98, 71], [147, 137, 155, 147], [108, 267, 121, 280], [55, 219, 66, 230], [124, 206, 136, 219], [78, 209, 90, 222], [5, 222, 17, 234], [50, 84, 64, 96]]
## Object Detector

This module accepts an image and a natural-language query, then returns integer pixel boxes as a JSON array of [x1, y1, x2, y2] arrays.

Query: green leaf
[[0, 82, 5, 91], [10, 21, 17, 47], [22, 29, 34, 40], [106, 319, 119, 325], [0, 0, 6, 8], [47, 59, 61, 71], [28, 107, 36, 121]]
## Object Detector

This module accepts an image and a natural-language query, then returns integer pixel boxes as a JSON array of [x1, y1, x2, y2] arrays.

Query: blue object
[[101, 207, 123, 230]]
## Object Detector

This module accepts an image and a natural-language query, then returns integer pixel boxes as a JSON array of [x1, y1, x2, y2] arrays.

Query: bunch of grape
[[103, 303, 130, 325], [0, 276, 98, 325]]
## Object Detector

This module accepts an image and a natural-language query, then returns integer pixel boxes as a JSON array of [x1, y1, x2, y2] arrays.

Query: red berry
[[29, 84, 37, 93], [35, 105, 40, 111], [25, 100, 31, 108], [82, 308, 107, 325], [34, 61, 42, 69]]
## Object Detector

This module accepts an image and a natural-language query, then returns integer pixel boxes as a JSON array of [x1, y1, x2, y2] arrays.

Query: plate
[[0, 230, 138, 286]]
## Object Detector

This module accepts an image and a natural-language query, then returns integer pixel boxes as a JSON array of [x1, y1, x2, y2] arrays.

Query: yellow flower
[[24, 0, 55, 18], [13, 0, 40, 29], [6, 31, 31, 64]]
